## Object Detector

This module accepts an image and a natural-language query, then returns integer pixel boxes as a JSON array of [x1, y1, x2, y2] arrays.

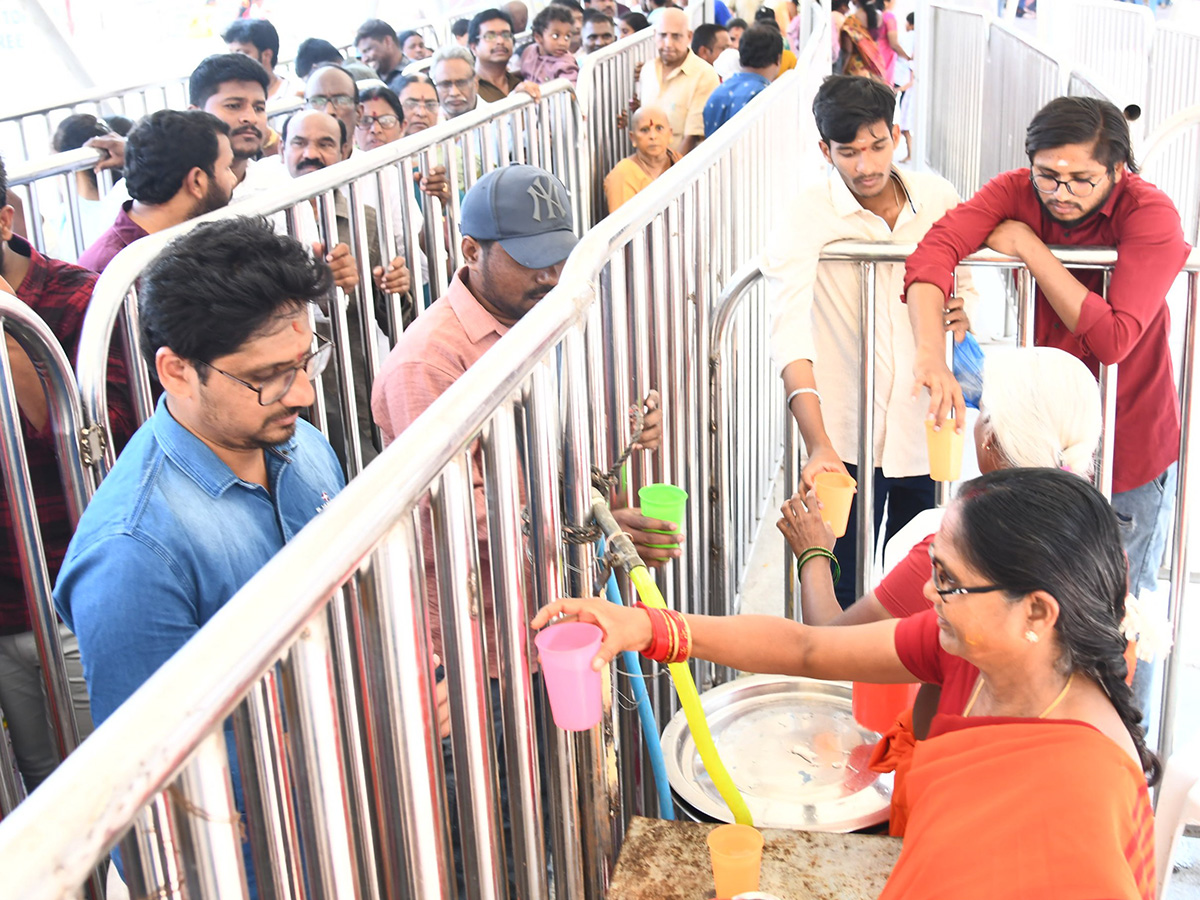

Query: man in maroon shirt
[[78, 109, 237, 274], [904, 97, 1189, 713], [0, 157, 135, 792]]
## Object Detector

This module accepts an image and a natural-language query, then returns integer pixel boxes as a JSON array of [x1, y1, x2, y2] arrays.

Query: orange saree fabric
[[868, 707, 917, 837], [879, 719, 1155, 900]]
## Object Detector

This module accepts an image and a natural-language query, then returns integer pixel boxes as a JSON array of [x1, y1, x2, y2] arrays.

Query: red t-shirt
[[904, 169, 1189, 493], [894, 609, 979, 716], [875, 533, 935, 618]]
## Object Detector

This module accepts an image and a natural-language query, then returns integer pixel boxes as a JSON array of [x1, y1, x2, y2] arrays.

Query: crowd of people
[[0, 0, 1190, 897]]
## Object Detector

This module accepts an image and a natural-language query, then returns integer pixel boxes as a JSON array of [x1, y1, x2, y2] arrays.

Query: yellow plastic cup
[[925, 419, 965, 482], [813, 472, 857, 538], [708, 824, 764, 899]]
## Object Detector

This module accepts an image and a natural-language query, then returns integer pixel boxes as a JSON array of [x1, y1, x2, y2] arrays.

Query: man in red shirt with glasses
[[904, 97, 1190, 716]]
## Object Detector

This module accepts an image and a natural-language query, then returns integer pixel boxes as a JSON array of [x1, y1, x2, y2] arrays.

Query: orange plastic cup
[[813, 472, 857, 538], [925, 420, 964, 482], [708, 824, 764, 899], [852, 682, 920, 733]]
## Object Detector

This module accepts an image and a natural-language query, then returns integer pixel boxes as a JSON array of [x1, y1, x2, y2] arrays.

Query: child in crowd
[[520, 5, 580, 84]]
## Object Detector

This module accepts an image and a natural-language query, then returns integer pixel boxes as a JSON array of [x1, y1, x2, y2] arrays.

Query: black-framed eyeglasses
[[1029, 170, 1106, 198], [200, 339, 333, 406], [357, 114, 400, 130], [928, 545, 1006, 598], [307, 94, 357, 111]]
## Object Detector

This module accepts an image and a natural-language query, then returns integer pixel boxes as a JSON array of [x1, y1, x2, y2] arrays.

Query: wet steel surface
[[607, 816, 902, 899], [661, 675, 892, 831]]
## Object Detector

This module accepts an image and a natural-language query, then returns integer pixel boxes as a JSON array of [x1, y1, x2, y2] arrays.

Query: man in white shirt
[[637, 8, 720, 156], [763, 75, 975, 607], [431, 45, 492, 119]]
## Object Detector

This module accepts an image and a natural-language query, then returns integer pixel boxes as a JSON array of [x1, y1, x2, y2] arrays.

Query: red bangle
[[637, 603, 670, 661]]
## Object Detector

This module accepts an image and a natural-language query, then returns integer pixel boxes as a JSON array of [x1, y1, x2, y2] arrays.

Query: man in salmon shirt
[[903, 96, 1190, 719]]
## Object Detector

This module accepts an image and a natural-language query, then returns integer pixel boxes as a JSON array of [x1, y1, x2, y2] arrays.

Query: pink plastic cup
[[535, 622, 604, 731]]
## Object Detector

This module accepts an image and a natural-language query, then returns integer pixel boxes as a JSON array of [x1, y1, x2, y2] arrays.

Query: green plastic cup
[[637, 483, 688, 548]]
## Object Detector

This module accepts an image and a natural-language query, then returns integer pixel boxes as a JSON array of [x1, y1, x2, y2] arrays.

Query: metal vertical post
[[856, 262, 877, 599], [170, 731, 251, 900], [1158, 271, 1197, 761]]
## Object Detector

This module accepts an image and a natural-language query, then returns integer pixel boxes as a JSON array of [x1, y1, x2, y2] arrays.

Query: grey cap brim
[[498, 228, 579, 269]]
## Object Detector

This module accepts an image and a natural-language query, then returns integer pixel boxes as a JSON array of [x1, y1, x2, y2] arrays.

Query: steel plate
[[661, 674, 892, 831]]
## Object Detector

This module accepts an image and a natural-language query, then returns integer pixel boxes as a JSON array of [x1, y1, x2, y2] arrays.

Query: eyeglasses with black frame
[[928, 544, 1006, 598], [1029, 170, 1106, 198], [199, 338, 333, 406]]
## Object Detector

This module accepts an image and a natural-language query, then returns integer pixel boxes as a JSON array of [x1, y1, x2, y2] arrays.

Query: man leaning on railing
[[904, 96, 1190, 721]]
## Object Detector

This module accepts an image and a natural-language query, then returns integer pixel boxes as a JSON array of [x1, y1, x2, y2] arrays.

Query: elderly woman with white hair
[[779, 345, 1105, 628]]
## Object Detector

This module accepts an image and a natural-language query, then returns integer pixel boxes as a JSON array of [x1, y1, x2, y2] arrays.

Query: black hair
[[533, 5, 576, 33], [104, 115, 135, 137], [953, 468, 1160, 785], [189, 53, 270, 108], [281, 111, 348, 148], [221, 19, 281, 68], [830, 0, 850, 11], [726, 16, 749, 29], [395, 72, 437, 93], [468, 8, 514, 45], [124, 110, 230, 205], [855, 0, 880, 30], [692, 23, 727, 54], [0, 156, 7, 209], [551, 0, 586, 12], [358, 85, 405, 121], [355, 18, 398, 45], [139, 217, 334, 372], [308, 64, 360, 103], [619, 11, 650, 31], [53, 113, 111, 153], [397, 29, 424, 49], [906, 11, 914, 25], [739, 23, 783, 69], [1025, 96, 1139, 175], [583, 8, 614, 25], [451, 19, 472, 38], [812, 74, 896, 144], [295, 38, 343, 79]]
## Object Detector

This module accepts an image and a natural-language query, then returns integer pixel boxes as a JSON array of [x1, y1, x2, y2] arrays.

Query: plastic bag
[[953, 332, 985, 410]]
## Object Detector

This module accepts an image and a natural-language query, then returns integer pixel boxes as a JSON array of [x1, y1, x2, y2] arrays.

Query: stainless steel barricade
[[1058, 0, 1154, 110], [0, 295, 105, 899], [0, 33, 828, 894], [922, 3, 988, 198], [76, 81, 586, 482], [0, 41, 358, 166], [575, 29, 657, 225], [980, 21, 1062, 184], [1144, 27, 1200, 247]]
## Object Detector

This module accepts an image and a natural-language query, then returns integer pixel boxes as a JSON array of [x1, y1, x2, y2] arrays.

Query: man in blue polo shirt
[[54, 216, 345, 893], [703, 24, 782, 136]]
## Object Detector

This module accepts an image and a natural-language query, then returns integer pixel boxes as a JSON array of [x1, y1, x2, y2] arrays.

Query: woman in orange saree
[[536, 468, 1159, 899]]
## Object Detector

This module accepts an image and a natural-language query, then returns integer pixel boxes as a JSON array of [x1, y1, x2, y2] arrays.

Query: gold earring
[[1025, 630, 1039, 643]]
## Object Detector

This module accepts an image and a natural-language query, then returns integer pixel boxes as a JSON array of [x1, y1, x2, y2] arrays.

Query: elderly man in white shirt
[[763, 75, 977, 608]]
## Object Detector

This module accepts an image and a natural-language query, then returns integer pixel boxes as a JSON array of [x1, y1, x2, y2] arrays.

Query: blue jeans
[[833, 464, 937, 609], [1111, 463, 1177, 722]]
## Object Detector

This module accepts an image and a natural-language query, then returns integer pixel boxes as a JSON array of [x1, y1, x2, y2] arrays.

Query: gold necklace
[[963, 671, 1075, 718]]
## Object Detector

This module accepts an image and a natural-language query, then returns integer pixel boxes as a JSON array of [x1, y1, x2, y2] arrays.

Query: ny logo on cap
[[527, 176, 567, 222]]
